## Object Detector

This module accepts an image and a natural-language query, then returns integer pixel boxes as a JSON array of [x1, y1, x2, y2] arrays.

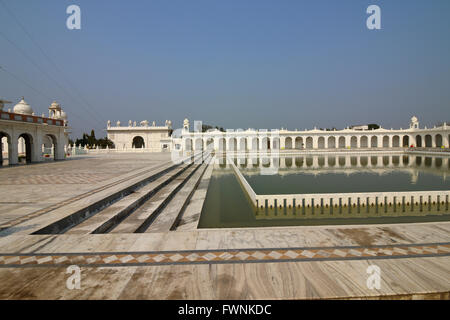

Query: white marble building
[[0, 98, 69, 165], [106, 119, 172, 152], [179, 116, 450, 152], [104, 116, 450, 154]]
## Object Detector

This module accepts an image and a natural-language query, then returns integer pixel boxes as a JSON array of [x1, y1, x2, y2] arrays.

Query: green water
[[198, 155, 450, 228], [243, 171, 450, 194]]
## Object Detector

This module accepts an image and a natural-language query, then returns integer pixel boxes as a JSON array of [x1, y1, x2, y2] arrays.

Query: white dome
[[13, 98, 33, 115], [60, 110, 67, 120], [49, 101, 61, 110]]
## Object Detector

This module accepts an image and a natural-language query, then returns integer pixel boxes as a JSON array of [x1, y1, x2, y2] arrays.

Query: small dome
[[13, 98, 33, 115], [49, 101, 61, 110], [60, 110, 67, 120], [411, 116, 418, 122]]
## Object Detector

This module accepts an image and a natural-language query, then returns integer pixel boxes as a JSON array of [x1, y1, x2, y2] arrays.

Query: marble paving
[[0, 153, 449, 299]]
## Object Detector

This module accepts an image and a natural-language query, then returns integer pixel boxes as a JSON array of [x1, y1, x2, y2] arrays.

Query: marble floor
[[0, 153, 449, 299]]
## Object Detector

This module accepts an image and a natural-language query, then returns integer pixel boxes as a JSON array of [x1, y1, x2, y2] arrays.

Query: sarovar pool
[[198, 154, 450, 228]]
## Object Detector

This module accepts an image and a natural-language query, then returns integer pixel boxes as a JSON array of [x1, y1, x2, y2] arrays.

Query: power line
[[0, 29, 105, 127], [0, 0, 105, 122], [0, 65, 52, 101], [0, 65, 100, 126]]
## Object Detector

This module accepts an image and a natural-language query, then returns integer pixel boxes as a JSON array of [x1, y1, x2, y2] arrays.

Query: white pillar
[[312, 136, 318, 149]]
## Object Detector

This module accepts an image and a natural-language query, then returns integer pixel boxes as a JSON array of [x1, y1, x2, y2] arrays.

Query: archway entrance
[[338, 136, 345, 148], [305, 137, 313, 149], [261, 137, 270, 150], [360, 136, 368, 148], [285, 137, 292, 149], [1, 132, 11, 166], [402, 135, 409, 147], [392, 136, 400, 148], [251, 137, 259, 151], [350, 136, 357, 148], [239, 137, 247, 151], [43, 134, 57, 161], [195, 138, 203, 151], [383, 136, 389, 148], [317, 137, 325, 149], [425, 135, 432, 148], [328, 136, 336, 149], [435, 134, 442, 148], [18, 133, 33, 164], [295, 137, 303, 149], [132, 136, 145, 149], [206, 138, 214, 151], [371, 136, 377, 148], [416, 135, 422, 147]]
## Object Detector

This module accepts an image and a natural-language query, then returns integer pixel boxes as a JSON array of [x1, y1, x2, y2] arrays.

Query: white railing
[[228, 158, 450, 213]]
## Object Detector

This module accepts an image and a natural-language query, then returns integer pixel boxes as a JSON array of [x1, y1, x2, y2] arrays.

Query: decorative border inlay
[[1, 242, 449, 268]]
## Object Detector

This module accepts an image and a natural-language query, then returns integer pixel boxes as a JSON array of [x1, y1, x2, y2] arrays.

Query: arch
[[435, 134, 443, 148], [195, 138, 203, 151], [0, 131, 12, 166], [285, 137, 293, 149], [360, 136, 368, 148], [205, 138, 214, 151], [261, 137, 270, 150], [272, 137, 280, 150], [18, 133, 33, 164], [425, 135, 432, 147], [239, 137, 247, 151], [350, 136, 357, 148], [402, 135, 409, 147], [416, 135, 422, 147], [338, 136, 345, 148], [317, 137, 325, 149], [218, 138, 226, 151], [228, 138, 237, 151], [392, 135, 400, 148], [44, 134, 58, 160], [132, 136, 145, 149], [327, 136, 336, 149], [295, 137, 303, 149], [251, 137, 259, 151], [370, 136, 377, 148], [382, 136, 390, 148], [305, 137, 313, 149]]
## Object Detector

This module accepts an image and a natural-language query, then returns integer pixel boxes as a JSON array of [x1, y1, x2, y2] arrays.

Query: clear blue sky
[[1, 0, 449, 138]]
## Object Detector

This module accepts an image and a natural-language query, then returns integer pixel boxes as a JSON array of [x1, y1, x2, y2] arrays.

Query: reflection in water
[[199, 154, 450, 228]]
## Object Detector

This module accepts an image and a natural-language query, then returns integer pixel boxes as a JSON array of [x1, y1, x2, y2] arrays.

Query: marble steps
[[175, 161, 214, 231], [109, 162, 202, 234], [140, 156, 211, 233], [30, 160, 185, 235], [63, 164, 191, 235]]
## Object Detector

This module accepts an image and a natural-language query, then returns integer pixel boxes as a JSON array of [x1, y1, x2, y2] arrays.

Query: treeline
[[70, 130, 114, 148], [202, 124, 225, 132]]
